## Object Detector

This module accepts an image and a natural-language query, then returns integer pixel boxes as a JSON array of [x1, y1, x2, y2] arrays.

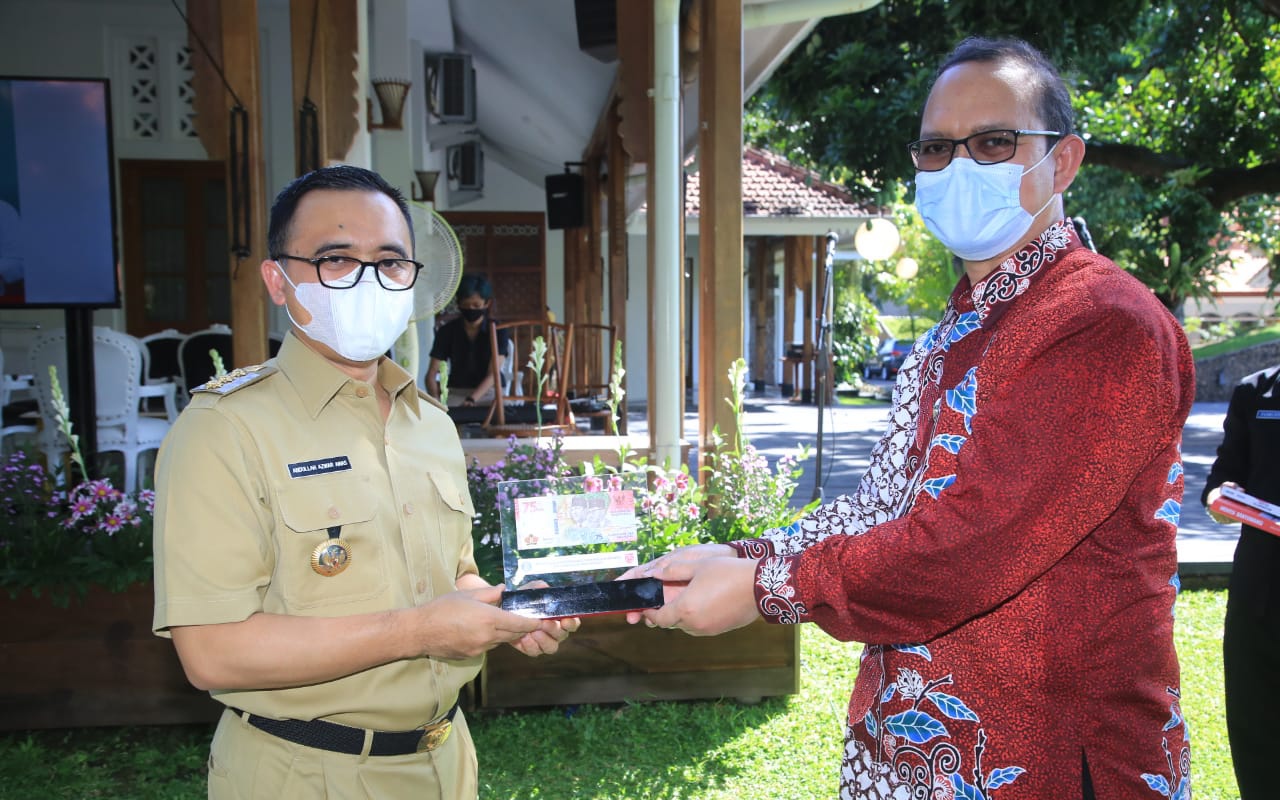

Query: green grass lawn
[[1191, 322, 1280, 360], [0, 589, 1239, 799]]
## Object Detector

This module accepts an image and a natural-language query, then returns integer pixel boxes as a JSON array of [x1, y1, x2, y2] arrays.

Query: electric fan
[[395, 201, 463, 379]]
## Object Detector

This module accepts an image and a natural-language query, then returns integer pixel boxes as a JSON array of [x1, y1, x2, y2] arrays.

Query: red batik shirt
[[732, 222, 1195, 799]]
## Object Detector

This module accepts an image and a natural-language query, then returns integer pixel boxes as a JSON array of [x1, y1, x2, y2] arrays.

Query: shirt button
[[403, 503, 414, 516], [356, 386, 369, 398], [327, 507, 341, 520], [416, 579, 427, 594]]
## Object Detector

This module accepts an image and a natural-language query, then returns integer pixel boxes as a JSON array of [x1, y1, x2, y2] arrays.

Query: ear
[[261, 259, 287, 307], [1052, 134, 1086, 194]]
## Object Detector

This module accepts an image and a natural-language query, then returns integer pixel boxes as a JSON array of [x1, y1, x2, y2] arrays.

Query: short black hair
[[456, 273, 493, 302], [935, 37, 1075, 138], [267, 165, 414, 258]]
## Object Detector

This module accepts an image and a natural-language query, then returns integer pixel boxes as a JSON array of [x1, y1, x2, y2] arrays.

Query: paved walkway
[[630, 393, 1236, 575]]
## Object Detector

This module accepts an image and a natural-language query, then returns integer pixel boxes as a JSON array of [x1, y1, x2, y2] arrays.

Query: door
[[441, 211, 545, 322], [120, 160, 229, 336]]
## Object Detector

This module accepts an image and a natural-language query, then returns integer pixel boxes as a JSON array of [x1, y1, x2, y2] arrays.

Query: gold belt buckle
[[415, 716, 452, 753]]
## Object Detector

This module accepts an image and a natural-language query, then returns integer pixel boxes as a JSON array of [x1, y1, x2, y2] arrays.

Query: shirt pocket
[[275, 477, 389, 611], [424, 469, 476, 576]]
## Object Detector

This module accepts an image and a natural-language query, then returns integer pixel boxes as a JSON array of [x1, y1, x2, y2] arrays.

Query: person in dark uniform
[[425, 275, 510, 408], [1203, 362, 1280, 800]]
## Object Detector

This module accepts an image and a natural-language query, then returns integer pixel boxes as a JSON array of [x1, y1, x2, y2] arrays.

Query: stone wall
[[1194, 339, 1280, 402]]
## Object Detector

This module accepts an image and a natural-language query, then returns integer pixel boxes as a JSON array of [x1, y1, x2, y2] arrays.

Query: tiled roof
[[684, 147, 873, 218]]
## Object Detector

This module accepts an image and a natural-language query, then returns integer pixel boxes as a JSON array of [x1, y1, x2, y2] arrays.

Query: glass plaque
[[495, 473, 664, 618]]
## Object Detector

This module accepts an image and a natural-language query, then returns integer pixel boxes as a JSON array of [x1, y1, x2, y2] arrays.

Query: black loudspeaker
[[545, 172, 586, 230], [574, 0, 617, 62]]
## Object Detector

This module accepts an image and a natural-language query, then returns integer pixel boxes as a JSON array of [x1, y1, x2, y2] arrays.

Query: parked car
[[863, 338, 912, 380]]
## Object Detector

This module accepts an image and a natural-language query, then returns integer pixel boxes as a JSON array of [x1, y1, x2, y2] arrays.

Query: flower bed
[[466, 359, 815, 709]]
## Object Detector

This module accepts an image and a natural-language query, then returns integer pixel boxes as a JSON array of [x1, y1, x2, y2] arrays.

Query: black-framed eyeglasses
[[273, 254, 424, 291], [907, 129, 1061, 172]]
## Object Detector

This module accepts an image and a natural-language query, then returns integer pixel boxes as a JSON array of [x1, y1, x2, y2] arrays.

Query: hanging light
[[895, 257, 919, 280], [854, 218, 901, 262]]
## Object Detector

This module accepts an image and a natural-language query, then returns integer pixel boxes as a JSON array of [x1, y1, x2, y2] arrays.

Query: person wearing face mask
[[151, 165, 577, 800], [424, 274, 511, 410], [623, 37, 1194, 799]]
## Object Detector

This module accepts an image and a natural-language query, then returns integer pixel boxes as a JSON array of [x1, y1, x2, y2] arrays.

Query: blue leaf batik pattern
[[930, 433, 967, 454], [946, 367, 979, 433], [944, 312, 982, 350], [1141, 687, 1191, 797], [921, 475, 956, 500], [890, 643, 933, 661], [1167, 462, 1183, 483], [986, 767, 1026, 790], [849, 646, 1026, 800], [1155, 499, 1181, 526], [883, 710, 949, 744], [926, 692, 980, 722]]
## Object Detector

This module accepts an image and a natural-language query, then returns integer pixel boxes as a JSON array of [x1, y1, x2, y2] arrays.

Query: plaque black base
[[500, 578, 664, 620]]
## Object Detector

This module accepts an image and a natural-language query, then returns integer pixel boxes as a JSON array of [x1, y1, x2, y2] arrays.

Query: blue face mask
[[914, 146, 1057, 261]]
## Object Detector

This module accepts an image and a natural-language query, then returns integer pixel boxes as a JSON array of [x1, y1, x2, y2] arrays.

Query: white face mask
[[276, 262, 413, 362], [914, 146, 1058, 261]]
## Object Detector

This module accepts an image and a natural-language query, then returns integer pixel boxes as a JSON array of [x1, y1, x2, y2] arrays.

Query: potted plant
[[0, 369, 218, 730], [471, 359, 815, 709]]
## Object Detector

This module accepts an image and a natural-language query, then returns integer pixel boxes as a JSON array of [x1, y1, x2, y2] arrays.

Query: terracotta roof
[[684, 147, 873, 218]]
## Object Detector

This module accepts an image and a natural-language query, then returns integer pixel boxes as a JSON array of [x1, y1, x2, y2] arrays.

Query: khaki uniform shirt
[[153, 334, 480, 730]]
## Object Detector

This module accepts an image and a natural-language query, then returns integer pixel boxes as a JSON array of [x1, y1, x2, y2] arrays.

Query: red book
[[1209, 491, 1280, 538]]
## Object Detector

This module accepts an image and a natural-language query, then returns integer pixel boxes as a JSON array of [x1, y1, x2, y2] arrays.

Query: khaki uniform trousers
[[207, 707, 478, 800]]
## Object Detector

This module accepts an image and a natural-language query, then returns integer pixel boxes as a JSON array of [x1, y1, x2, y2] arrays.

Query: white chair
[[140, 328, 187, 414], [28, 327, 174, 492], [0, 347, 38, 450]]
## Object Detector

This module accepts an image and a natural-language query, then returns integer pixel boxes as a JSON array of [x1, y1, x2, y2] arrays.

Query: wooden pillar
[[290, 0, 360, 171], [801, 235, 815, 403], [606, 102, 629, 434], [750, 236, 769, 388], [189, 0, 268, 368], [781, 237, 796, 395], [696, 0, 742, 469]]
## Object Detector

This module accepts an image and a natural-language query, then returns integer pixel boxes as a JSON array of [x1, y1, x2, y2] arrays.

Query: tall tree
[[746, 0, 1280, 311]]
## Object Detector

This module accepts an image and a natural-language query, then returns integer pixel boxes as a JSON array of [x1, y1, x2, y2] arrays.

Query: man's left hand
[[637, 557, 761, 636], [509, 616, 580, 656]]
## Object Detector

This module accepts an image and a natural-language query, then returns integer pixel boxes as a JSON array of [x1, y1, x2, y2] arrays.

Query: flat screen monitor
[[0, 76, 119, 308]]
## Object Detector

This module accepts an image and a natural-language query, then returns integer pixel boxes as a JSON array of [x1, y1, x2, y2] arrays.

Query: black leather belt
[[230, 703, 459, 756]]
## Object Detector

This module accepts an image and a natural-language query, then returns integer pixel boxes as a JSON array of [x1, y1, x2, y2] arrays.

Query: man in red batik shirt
[[627, 37, 1194, 800]]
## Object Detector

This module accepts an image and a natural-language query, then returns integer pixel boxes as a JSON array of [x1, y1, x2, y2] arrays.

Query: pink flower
[[674, 472, 690, 490], [607, 475, 623, 492], [584, 476, 604, 493]]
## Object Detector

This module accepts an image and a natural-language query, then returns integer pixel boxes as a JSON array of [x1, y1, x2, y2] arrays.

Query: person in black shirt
[[1202, 362, 1280, 800], [425, 275, 510, 407]]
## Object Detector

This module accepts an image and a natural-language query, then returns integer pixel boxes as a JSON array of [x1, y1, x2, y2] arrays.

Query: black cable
[[297, 0, 321, 175], [170, 0, 252, 262], [170, 0, 245, 109]]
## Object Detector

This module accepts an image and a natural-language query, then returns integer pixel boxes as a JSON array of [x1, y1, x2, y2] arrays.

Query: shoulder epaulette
[[191, 364, 277, 396]]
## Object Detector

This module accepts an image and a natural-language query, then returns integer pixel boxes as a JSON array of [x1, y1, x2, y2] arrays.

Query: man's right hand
[[409, 585, 543, 660]]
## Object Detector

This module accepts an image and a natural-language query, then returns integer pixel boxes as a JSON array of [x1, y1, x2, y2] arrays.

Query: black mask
[[460, 307, 486, 322]]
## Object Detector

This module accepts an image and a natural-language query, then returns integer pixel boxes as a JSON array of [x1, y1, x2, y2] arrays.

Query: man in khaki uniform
[[153, 165, 575, 799]]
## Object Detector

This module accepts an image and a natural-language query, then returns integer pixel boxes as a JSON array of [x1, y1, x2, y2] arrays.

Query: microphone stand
[[811, 231, 838, 503]]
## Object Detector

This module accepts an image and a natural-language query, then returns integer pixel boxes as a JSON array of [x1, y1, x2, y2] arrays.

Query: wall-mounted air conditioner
[[425, 52, 476, 124], [447, 140, 484, 192]]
